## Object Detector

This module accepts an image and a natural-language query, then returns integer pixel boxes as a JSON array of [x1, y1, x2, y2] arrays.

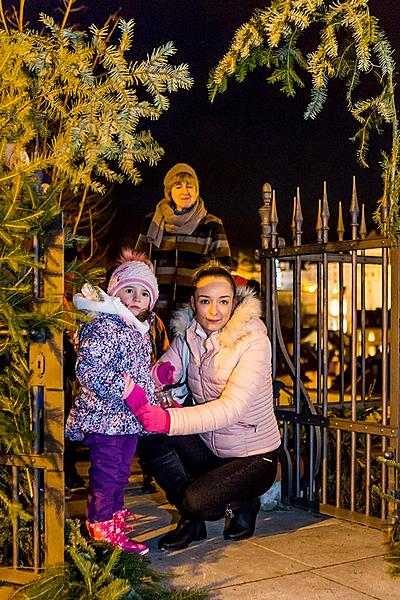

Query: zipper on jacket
[[198, 364, 207, 399], [210, 430, 217, 453], [238, 422, 258, 433], [198, 342, 215, 399]]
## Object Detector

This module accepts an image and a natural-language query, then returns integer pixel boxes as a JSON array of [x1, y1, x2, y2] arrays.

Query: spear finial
[[271, 189, 278, 248], [360, 203, 367, 239], [294, 187, 303, 246], [337, 201, 344, 241], [291, 195, 296, 241], [321, 181, 330, 243], [350, 176, 359, 240], [316, 198, 322, 242]]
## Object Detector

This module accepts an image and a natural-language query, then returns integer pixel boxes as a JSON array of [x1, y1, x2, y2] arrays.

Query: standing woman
[[134, 261, 281, 551], [134, 163, 231, 323]]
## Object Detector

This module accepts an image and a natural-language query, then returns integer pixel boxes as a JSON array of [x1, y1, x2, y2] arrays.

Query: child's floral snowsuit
[[65, 309, 156, 442], [64, 275, 158, 556]]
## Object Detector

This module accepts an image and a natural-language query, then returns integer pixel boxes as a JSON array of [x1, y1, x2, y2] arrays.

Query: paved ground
[[1, 459, 399, 599], [69, 460, 399, 599]]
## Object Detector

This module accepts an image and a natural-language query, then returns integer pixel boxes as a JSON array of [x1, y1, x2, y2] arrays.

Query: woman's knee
[[183, 486, 225, 521], [182, 486, 202, 516]]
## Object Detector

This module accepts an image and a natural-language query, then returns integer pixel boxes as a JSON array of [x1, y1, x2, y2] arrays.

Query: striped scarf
[[145, 197, 207, 248]]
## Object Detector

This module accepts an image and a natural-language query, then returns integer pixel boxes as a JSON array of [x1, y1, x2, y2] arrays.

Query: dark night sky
[[19, 1, 400, 254]]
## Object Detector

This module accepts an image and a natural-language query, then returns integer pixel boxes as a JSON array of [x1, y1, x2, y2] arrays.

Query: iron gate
[[259, 180, 400, 528]]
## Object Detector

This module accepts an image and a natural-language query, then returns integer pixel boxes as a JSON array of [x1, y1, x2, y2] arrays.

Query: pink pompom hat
[[107, 250, 159, 310]]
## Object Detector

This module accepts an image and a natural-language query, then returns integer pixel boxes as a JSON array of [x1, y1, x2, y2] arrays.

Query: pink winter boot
[[113, 516, 149, 555], [87, 518, 149, 555], [113, 508, 137, 532]]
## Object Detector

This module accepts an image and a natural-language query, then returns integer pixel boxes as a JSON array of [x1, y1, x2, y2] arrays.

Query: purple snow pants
[[84, 433, 138, 523]]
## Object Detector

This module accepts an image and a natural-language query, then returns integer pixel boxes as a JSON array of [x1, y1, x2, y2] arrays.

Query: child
[[65, 251, 173, 555]]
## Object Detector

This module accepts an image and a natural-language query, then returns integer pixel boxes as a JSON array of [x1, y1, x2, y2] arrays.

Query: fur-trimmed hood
[[73, 284, 150, 335], [169, 285, 262, 348]]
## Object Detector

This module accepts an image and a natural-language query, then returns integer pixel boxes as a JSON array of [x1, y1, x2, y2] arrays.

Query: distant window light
[[276, 260, 282, 290]]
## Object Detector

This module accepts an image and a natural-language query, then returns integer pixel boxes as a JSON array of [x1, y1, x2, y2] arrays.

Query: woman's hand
[[134, 404, 171, 433], [155, 361, 175, 385]]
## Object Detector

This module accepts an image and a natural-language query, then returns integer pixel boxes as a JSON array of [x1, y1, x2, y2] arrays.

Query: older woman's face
[[171, 180, 197, 211], [191, 276, 234, 335]]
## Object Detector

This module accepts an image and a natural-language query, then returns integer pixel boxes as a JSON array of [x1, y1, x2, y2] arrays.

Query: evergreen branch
[[373, 29, 395, 76], [264, 0, 294, 47], [209, 0, 399, 232], [351, 95, 387, 167], [208, 12, 265, 100], [60, 0, 76, 32], [93, 548, 121, 591], [118, 18, 135, 53], [371, 484, 399, 505], [0, 3, 195, 568], [305, 82, 328, 119], [0, 489, 32, 522]]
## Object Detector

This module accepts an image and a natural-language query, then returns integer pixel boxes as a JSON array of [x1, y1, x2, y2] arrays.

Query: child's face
[[116, 284, 151, 316]]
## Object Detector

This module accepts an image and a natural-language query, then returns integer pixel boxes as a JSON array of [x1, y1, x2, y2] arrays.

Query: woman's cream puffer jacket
[[157, 287, 281, 458]]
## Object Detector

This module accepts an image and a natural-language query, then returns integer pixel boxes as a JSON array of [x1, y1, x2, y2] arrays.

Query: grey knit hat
[[163, 163, 199, 189]]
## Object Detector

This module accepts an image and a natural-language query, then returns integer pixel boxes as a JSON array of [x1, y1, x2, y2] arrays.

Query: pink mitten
[[134, 404, 171, 433], [125, 384, 149, 413], [156, 361, 175, 386]]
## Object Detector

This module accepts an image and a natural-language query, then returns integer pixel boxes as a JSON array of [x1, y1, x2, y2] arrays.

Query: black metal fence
[[259, 180, 400, 527]]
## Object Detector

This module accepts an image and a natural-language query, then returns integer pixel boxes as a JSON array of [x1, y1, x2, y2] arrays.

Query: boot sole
[[158, 529, 207, 551], [223, 530, 255, 541], [116, 545, 150, 555]]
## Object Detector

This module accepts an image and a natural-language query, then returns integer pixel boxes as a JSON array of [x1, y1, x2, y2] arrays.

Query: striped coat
[[135, 211, 231, 319]]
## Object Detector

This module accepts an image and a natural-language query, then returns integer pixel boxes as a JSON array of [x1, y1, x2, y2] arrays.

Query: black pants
[[138, 433, 279, 521]]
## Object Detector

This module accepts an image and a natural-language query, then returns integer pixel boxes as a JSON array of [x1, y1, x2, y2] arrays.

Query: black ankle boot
[[158, 517, 207, 551], [223, 498, 261, 541]]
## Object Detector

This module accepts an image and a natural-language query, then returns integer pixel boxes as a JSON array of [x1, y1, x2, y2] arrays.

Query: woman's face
[[116, 284, 150, 316], [191, 276, 234, 335], [171, 180, 197, 211]]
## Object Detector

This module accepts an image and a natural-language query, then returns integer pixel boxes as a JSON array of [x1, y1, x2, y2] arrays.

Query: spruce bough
[[0, 0, 192, 568], [208, 0, 399, 233]]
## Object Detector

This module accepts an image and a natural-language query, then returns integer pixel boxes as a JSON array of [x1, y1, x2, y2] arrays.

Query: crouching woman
[[134, 261, 281, 551]]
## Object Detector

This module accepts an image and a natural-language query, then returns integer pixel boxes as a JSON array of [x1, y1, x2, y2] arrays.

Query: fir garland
[[10, 520, 210, 599], [208, 0, 399, 233], [0, 0, 193, 567]]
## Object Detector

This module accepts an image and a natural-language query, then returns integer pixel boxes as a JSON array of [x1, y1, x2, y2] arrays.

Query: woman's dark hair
[[192, 261, 236, 295]]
